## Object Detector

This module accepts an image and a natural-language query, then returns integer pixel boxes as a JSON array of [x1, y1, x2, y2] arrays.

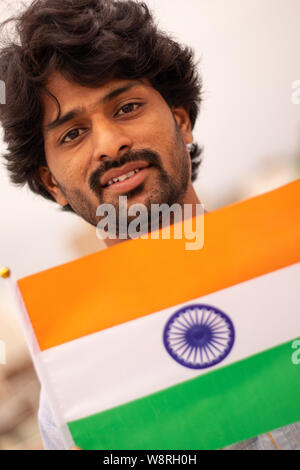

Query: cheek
[[137, 105, 174, 143], [45, 144, 87, 186], [140, 120, 174, 157]]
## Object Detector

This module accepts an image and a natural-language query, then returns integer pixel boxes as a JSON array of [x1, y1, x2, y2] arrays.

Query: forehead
[[44, 71, 144, 99]]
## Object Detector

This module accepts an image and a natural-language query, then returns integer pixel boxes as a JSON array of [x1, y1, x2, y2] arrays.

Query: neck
[[103, 184, 201, 248]]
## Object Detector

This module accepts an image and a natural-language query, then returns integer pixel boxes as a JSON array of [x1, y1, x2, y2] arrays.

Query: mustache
[[89, 149, 162, 195]]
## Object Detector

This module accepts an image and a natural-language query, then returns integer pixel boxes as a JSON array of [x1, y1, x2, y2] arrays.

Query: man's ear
[[172, 107, 193, 145], [38, 166, 68, 206]]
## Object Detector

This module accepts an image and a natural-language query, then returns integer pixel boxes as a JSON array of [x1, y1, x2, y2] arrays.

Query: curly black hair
[[0, 0, 203, 210]]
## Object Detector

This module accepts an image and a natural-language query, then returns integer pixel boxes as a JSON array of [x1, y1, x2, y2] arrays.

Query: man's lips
[[101, 166, 152, 193], [100, 161, 151, 187]]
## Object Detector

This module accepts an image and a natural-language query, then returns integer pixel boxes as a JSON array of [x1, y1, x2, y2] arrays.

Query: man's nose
[[90, 118, 133, 162]]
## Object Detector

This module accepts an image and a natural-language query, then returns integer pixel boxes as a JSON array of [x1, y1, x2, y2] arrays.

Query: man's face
[[40, 72, 194, 231]]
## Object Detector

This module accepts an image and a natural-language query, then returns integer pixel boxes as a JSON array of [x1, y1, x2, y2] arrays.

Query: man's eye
[[117, 103, 141, 116], [61, 128, 86, 144]]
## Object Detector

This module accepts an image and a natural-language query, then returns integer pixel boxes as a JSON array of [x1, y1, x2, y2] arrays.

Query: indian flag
[[13, 179, 300, 450]]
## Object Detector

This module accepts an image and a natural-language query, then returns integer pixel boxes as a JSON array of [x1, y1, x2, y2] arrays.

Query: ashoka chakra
[[163, 304, 235, 369]]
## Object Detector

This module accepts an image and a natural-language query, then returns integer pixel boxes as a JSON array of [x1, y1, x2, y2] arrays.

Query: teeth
[[106, 168, 141, 186], [117, 175, 128, 182], [119, 170, 135, 181]]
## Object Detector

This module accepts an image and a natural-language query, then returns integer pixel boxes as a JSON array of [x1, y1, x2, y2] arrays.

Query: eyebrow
[[44, 81, 142, 134]]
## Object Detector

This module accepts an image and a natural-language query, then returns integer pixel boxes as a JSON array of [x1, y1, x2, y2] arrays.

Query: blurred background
[[0, 0, 299, 449]]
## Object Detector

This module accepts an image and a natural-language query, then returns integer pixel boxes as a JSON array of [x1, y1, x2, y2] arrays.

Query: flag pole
[[0, 266, 75, 450]]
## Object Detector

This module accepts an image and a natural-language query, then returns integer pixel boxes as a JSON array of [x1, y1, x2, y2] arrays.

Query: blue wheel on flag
[[163, 304, 235, 369]]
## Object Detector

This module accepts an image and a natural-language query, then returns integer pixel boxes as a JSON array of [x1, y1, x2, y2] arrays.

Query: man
[[0, 0, 299, 450]]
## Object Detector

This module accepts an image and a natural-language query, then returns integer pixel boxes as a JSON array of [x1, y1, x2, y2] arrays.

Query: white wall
[[145, 0, 300, 202], [0, 0, 299, 281]]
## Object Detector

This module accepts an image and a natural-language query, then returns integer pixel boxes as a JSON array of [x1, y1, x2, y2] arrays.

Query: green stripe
[[68, 339, 300, 449]]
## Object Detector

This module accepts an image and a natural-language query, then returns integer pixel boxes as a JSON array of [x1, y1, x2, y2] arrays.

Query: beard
[[56, 124, 190, 237]]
